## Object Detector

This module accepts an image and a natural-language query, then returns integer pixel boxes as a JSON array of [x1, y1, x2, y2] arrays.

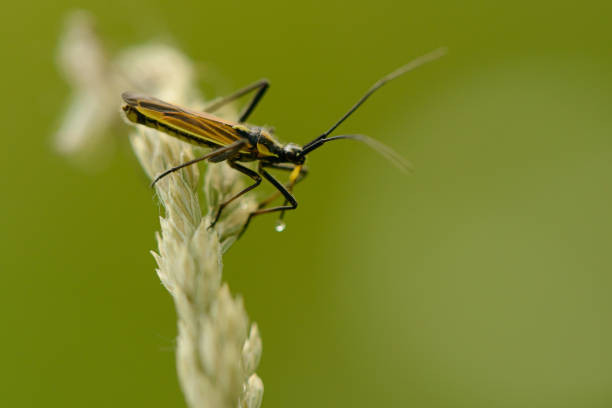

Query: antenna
[[302, 47, 447, 154]]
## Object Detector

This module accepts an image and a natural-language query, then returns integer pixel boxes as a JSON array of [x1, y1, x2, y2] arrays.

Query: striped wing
[[122, 92, 246, 148]]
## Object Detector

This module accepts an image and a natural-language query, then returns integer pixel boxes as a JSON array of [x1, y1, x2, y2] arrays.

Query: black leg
[[208, 161, 262, 229], [262, 162, 310, 176], [266, 163, 304, 221], [151, 139, 247, 187], [257, 163, 309, 209], [203, 79, 269, 123], [238, 169, 298, 238]]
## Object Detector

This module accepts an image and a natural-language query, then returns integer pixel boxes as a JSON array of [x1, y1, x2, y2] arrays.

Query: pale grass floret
[[56, 12, 263, 408]]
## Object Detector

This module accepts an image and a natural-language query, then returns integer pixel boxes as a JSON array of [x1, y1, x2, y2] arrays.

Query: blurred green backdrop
[[2, 0, 612, 407]]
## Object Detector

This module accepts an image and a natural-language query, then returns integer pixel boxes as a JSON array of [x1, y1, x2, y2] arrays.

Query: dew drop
[[275, 220, 286, 232]]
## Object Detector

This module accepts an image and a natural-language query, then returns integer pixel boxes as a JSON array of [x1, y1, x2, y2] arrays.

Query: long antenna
[[302, 47, 447, 152]]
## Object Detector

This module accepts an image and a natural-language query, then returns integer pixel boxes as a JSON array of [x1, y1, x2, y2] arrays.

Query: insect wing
[[123, 92, 244, 147]]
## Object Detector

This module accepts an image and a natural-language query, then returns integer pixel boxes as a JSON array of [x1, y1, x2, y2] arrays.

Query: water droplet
[[275, 220, 286, 232]]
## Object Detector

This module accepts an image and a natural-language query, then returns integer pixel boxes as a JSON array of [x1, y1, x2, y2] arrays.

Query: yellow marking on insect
[[232, 124, 251, 133], [288, 165, 302, 188]]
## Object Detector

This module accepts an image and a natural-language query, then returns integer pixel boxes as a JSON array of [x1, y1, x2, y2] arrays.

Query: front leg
[[257, 163, 309, 209], [238, 169, 298, 238]]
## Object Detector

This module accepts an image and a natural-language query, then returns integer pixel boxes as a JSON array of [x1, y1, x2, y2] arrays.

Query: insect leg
[[208, 161, 262, 229], [151, 139, 248, 187], [262, 162, 310, 176], [203, 79, 269, 123], [238, 169, 298, 238], [257, 163, 309, 209]]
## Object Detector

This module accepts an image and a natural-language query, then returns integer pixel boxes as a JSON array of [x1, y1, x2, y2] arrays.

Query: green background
[[2, 1, 612, 407]]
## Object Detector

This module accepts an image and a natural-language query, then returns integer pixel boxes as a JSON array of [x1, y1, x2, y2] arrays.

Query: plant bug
[[122, 48, 446, 236]]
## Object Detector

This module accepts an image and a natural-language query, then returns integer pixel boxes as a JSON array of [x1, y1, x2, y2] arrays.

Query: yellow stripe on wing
[[124, 92, 250, 151]]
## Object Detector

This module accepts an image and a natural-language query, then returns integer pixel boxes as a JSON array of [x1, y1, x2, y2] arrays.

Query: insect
[[122, 48, 445, 236]]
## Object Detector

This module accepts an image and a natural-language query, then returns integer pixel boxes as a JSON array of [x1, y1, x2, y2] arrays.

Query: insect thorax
[[233, 124, 285, 159]]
